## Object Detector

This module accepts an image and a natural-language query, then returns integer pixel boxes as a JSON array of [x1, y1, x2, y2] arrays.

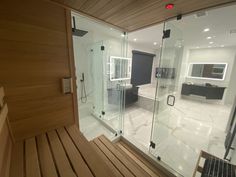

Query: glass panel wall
[[72, 12, 128, 140], [149, 21, 184, 176]]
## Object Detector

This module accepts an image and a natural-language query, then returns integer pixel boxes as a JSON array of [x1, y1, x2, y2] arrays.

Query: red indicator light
[[165, 3, 174, 9]]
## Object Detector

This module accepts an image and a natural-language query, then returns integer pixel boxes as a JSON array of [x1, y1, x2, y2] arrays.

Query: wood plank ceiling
[[50, 0, 236, 32]]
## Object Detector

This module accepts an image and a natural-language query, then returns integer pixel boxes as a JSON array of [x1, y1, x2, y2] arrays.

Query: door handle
[[167, 95, 175, 106]]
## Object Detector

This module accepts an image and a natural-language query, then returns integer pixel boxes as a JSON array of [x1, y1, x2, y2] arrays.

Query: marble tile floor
[[79, 115, 115, 141], [123, 98, 232, 177]]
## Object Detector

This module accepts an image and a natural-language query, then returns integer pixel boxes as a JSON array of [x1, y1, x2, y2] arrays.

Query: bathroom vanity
[[181, 83, 226, 99]]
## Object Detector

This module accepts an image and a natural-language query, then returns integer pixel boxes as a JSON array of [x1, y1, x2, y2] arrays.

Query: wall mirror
[[187, 63, 228, 80], [110, 56, 132, 81]]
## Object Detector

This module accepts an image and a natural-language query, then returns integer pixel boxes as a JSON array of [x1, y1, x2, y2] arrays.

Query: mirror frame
[[187, 62, 228, 81], [109, 56, 132, 81]]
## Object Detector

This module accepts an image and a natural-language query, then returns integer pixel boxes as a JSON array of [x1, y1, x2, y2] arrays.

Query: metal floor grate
[[201, 157, 236, 177]]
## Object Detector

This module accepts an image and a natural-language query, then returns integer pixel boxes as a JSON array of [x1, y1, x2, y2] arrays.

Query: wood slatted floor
[[9, 125, 114, 177], [90, 135, 168, 177]]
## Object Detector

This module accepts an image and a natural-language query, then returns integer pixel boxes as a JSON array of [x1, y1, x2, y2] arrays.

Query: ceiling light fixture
[[121, 34, 125, 37], [153, 42, 157, 45], [220, 45, 225, 47], [133, 38, 137, 41], [209, 41, 214, 44], [165, 3, 174, 9], [203, 28, 210, 32], [207, 36, 212, 39], [196, 46, 200, 49]]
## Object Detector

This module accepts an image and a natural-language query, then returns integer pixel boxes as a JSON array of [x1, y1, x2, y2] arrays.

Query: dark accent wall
[[131, 50, 155, 86]]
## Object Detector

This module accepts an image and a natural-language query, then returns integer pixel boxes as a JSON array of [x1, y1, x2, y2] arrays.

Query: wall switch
[[62, 77, 73, 94]]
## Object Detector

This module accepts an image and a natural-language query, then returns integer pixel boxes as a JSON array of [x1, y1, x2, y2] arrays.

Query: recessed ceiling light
[[110, 28, 113, 30], [220, 45, 225, 47], [209, 41, 214, 44], [207, 36, 212, 39], [196, 46, 200, 49], [203, 28, 210, 32], [133, 38, 137, 41], [121, 34, 125, 37], [153, 42, 157, 45]]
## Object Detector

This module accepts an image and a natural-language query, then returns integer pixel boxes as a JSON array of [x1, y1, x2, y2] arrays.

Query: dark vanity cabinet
[[107, 86, 139, 106], [181, 83, 226, 99]]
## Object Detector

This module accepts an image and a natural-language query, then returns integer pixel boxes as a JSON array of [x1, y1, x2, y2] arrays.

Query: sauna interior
[[1, 0, 236, 177]]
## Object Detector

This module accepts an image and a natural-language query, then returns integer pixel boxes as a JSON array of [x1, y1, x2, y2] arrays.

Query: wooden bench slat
[[90, 141, 123, 177], [47, 130, 77, 177], [0, 135, 12, 177], [66, 125, 115, 177], [9, 141, 24, 177], [99, 135, 150, 177], [0, 123, 9, 170], [118, 141, 166, 177], [25, 137, 41, 177], [36, 133, 58, 177], [0, 104, 8, 133], [116, 142, 160, 177], [57, 127, 94, 177], [93, 137, 135, 177]]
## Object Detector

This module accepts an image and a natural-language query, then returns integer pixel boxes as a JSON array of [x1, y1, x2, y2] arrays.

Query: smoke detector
[[195, 11, 208, 18]]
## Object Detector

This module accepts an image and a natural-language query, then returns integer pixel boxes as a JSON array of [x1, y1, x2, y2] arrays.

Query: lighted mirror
[[187, 63, 228, 80], [110, 56, 132, 81]]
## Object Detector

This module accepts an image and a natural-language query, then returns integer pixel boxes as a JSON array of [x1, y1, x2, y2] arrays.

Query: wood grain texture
[[116, 142, 160, 177], [0, 136, 12, 177], [9, 141, 24, 177], [0, 0, 77, 140], [25, 138, 41, 177], [99, 135, 150, 177], [93, 137, 135, 177], [0, 104, 8, 133], [50, 0, 235, 31], [36, 134, 58, 177], [0, 122, 12, 177], [0, 87, 12, 177], [90, 141, 123, 177], [66, 125, 115, 177], [91, 136, 169, 177], [0, 87, 4, 107], [47, 130, 77, 177], [57, 128, 94, 177], [117, 140, 170, 177]]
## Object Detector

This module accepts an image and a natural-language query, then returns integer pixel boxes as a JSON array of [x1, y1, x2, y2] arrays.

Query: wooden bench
[[91, 135, 168, 177], [0, 87, 115, 177], [9, 125, 115, 177], [1, 85, 170, 177]]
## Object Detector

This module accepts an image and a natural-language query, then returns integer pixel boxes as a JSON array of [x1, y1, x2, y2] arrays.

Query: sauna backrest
[[0, 87, 8, 133], [0, 86, 12, 177]]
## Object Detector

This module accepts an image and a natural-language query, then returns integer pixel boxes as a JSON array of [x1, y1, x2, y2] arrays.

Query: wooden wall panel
[[0, 0, 78, 140], [50, 0, 236, 31]]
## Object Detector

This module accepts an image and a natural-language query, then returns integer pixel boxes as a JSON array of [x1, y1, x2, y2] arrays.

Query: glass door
[[101, 39, 128, 134], [91, 41, 105, 119], [91, 39, 127, 135], [150, 21, 184, 175]]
